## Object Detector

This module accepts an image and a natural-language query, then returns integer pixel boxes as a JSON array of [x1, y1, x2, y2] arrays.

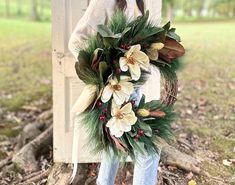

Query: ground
[[0, 19, 234, 184]]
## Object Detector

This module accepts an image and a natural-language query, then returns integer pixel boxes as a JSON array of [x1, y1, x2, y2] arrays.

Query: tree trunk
[[5, 0, 10, 17], [31, 0, 40, 21], [17, 0, 22, 15]]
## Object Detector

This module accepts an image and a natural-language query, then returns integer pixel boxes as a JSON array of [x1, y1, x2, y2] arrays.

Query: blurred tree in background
[[0, 0, 51, 21], [162, 0, 235, 21], [0, 0, 235, 22]]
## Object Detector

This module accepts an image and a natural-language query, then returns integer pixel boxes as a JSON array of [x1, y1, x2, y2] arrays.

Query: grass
[[0, 18, 234, 183], [0, 18, 51, 111], [174, 21, 235, 184]]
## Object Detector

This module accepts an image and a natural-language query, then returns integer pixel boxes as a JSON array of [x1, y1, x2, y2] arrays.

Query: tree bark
[[5, 0, 10, 17], [31, 0, 40, 21], [12, 125, 53, 173], [17, 0, 22, 15]]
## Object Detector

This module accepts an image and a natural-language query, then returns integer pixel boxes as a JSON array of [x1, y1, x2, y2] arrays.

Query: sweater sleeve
[[144, 0, 162, 26], [68, 0, 111, 60]]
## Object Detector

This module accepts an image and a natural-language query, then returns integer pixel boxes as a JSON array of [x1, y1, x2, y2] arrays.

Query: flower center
[[127, 57, 136, 65], [115, 111, 124, 119], [113, 84, 122, 91]]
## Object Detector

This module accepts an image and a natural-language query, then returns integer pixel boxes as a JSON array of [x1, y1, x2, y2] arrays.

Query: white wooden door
[[52, 0, 101, 163]]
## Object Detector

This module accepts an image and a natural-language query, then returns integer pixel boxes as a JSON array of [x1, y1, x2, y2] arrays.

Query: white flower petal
[[124, 112, 137, 125], [106, 117, 116, 127], [109, 125, 124, 137], [113, 91, 126, 105], [111, 99, 120, 116], [128, 63, 141, 81], [119, 57, 128, 71], [119, 81, 134, 95], [130, 44, 141, 52], [132, 51, 150, 70], [120, 102, 132, 113], [119, 123, 132, 132], [101, 84, 113, 103]]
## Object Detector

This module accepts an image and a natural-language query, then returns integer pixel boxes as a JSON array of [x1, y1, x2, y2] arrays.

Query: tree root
[[12, 125, 53, 173], [161, 144, 201, 174]]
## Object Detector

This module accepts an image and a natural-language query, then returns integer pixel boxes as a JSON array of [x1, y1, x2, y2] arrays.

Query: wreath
[[72, 10, 185, 161]]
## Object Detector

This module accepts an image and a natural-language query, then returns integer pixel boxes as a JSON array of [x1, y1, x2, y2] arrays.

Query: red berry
[[143, 43, 149, 48], [134, 134, 140, 141], [99, 114, 106, 122], [125, 44, 130, 50], [97, 100, 102, 107], [116, 68, 122, 74], [130, 100, 136, 106], [137, 129, 144, 137], [120, 44, 125, 49]]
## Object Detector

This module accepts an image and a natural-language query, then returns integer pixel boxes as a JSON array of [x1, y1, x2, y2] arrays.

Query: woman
[[68, 0, 162, 184]]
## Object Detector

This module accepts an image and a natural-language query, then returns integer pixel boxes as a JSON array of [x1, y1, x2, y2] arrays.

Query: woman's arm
[[68, 0, 115, 59]]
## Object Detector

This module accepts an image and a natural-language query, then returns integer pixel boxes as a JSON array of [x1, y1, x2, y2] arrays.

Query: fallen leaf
[[223, 159, 232, 166], [186, 172, 194, 180], [188, 180, 197, 185]]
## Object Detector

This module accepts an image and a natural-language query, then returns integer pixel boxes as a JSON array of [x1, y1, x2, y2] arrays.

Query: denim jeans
[[96, 88, 161, 185]]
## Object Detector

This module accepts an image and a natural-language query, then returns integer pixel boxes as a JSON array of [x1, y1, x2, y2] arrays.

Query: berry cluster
[[134, 129, 145, 141], [97, 100, 108, 122], [120, 43, 131, 50]]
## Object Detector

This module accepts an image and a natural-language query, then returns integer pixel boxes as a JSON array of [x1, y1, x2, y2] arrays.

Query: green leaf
[[167, 31, 181, 42], [143, 100, 161, 110], [138, 94, 146, 108], [99, 61, 108, 84], [97, 25, 114, 37], [126, 133, 146, 154], [137, 120, 152, 137], [163, 21, 171, 31]]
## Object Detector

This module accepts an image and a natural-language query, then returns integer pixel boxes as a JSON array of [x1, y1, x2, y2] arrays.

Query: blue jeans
[[96, 148, 161, 185], [96, 88, 161, 185]]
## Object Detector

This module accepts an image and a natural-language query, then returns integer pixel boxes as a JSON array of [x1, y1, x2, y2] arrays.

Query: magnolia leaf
[[143, 100, 161, 110], [163, 21, 171, 31], [91, 48, 103, 72], [159, 37, 185, 63], [99, 61, 108, 84], [97, 24, 114, 37], [104, 127, 128, 153], [97, 25, 122, 47], [168, 31, 181, 42], [138, 120, 152, 137], [126, 133, 146, 154], [70, 85, 98, 114], [138, 94, 146, 108], [97, 25, 122, 39], [75, 51, 99, 84]]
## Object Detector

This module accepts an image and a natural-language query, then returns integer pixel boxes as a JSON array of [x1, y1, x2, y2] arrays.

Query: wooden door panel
[[52, 0, 102, 163]]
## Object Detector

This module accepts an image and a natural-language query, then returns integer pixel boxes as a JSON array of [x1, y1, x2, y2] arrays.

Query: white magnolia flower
[[101, 76, 134, 105], [106, 100, 137, 137], [119, 44, 150, 81], [147, 42, 164, 61]]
